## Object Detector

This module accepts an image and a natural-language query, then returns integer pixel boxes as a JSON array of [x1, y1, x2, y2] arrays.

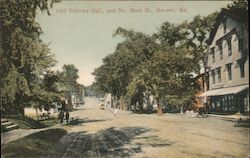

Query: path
[[46, 97, 249, 158], [2, 97, 249, 158]]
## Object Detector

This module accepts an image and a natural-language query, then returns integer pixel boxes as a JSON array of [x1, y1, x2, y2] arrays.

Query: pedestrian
[[113, 102, 119, 117], [59, 110, 64, 124], [65, 99, 70, 123], [58, 99, 66, 124], [114, 107, 118, 117], [65, 110, 69, 123]]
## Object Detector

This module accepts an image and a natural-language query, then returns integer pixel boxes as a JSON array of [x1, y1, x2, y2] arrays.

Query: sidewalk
[[208, 113, 250, 121]]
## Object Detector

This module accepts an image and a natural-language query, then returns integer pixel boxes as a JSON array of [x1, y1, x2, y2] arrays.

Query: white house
[[200, 9, 249, 113]]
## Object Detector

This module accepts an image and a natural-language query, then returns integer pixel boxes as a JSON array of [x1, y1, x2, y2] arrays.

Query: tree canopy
[[0, 0, 60, 114], [93, 12, 218, 115]]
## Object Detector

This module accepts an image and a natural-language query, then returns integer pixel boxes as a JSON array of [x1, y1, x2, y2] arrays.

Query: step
[[1, 119, 8, 123], [5, 124, 19, 131], [1, 122, 13, 127]]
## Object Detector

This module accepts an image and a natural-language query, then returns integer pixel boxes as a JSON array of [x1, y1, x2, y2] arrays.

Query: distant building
[[194, 72, 209, 110], [200, 9, 249, 113], [104, 93, 112, 109]]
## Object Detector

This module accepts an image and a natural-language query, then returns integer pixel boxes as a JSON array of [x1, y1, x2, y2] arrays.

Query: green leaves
[[57, 64, 82, 95], [1, 0, 60, 114], [94, 13, 217, 112]]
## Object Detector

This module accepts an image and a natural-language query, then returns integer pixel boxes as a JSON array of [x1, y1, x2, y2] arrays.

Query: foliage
[[226, 0, 248, 24], [93, 12, 219, 115], [57, 64, 84, 103], [0, 0, 60, 114]]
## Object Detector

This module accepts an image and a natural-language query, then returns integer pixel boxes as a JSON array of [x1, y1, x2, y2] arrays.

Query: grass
[[1, 115, 59, 132], [1, 128, 67, 158], [39, 117, 59, 127]]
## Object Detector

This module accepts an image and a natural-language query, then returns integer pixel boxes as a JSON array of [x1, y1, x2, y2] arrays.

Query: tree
[[57, 64, 84, 109], [93, 28, 158, 110], [187, 13, 218, 74], [227, 0, 248, 24], [58, 64, 80, 93], [93, 11, 219, 115], [0, 0, 59, 114]]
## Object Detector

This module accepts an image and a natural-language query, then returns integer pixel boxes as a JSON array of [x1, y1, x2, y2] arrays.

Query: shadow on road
[[66, 118, 107, 126], [2, 128, 67, 158], [48, 126, 172, 158]]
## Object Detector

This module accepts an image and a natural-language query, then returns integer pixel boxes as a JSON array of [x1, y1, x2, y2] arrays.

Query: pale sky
[[36, 1, 230, 86]]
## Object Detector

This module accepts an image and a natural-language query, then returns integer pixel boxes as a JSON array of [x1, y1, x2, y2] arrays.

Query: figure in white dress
[[114, 108, 118, 117]]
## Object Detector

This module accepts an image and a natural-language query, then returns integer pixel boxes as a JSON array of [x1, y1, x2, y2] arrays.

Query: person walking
[[65, 99, 70, 123], [59, 99, 66, 124]]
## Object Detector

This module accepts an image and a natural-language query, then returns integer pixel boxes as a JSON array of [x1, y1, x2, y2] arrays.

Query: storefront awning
[[199, 85, 249, 97]]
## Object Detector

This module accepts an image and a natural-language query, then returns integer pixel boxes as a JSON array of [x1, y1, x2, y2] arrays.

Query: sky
[[36, 1, 230, 86]]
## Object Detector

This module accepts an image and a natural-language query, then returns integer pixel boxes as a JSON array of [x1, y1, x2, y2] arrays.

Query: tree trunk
[[35, 107, 39, 120], [120, 96, 125, 111], [111, 94, 114, 108], [156, 98, 163, 116]]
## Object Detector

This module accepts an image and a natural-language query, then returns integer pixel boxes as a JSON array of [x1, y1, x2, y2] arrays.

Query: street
[[46, 97, 249, 158]]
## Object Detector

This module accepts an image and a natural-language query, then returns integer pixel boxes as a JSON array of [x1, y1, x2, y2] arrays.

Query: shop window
[[212, 102, 215, 109]]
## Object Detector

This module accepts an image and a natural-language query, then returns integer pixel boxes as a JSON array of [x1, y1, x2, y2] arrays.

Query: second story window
[[219, 44, 223, 60], [211, 48, 215, 63], [226, 63, 232, 81], [232, 34, 238, 52], [217, 68, 221, 83], [238, 33, 244, 51], [227, 37, 232, 56], [211, 70, 215, 84], [240, 63, 245, 78], [238, 59, 246, 78]]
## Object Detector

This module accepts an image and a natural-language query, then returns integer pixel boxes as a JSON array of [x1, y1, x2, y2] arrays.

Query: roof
[[206, 9, 245, 45], [199, 84, 249, 97]]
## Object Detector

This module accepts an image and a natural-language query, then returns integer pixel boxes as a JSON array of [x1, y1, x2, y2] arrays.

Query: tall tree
[[58, 64, 80, 93], [0, 0, 59, 114]]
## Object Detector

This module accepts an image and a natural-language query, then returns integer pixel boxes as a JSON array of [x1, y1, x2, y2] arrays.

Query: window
[[211, 48, 215, 63], [238, 33, 244, 51], [232, 34, 238, 52], [219, 44, 223, 60], [227, 38, 232, 56], [226, 64, 232, 81], [211, 70, 215, 84], [238, 60, 245, 78], [217, 68, 221, 83], [221, 16, 227, 34]]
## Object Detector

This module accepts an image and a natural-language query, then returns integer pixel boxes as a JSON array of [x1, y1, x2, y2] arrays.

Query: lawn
[[2, 115, 59, 131], [1, 128, 67, 158]]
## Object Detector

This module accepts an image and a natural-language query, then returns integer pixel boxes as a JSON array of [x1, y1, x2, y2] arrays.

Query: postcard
[[1, 0, 249, 158]]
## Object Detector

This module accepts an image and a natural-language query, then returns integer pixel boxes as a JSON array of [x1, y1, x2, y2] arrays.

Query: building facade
[[194, 73, 209, 110], [200, 9, 249, 114]]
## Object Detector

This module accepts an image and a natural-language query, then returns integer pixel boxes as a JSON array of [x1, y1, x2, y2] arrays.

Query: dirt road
[[47, 97, 249, 158]]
